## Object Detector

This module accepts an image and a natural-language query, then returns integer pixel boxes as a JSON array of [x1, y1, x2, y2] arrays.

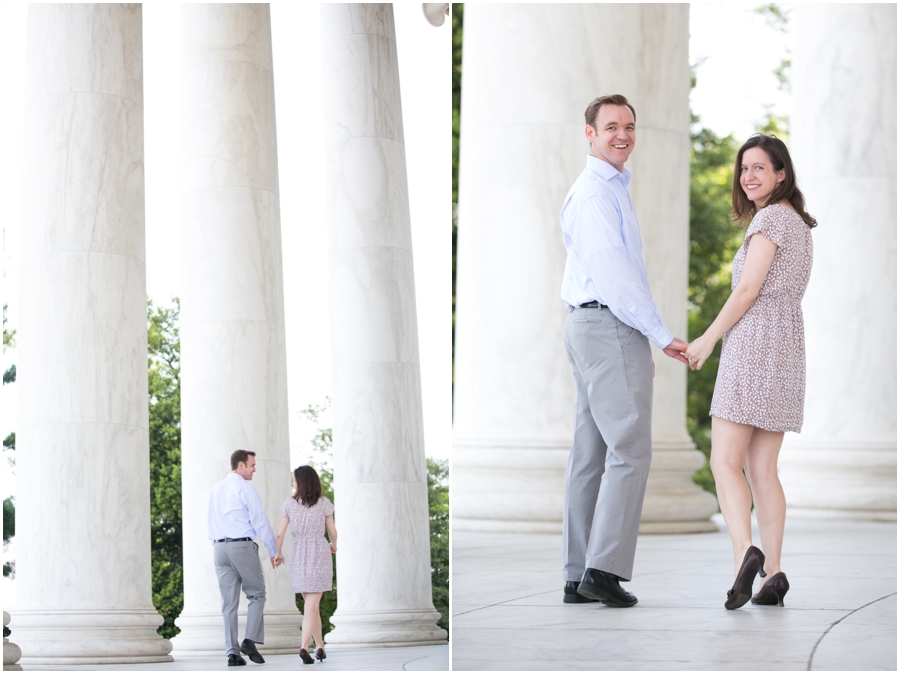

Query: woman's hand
[[329, 541, 337, 554], [684, 335, 716, 371], [274, 553, 284, 568]]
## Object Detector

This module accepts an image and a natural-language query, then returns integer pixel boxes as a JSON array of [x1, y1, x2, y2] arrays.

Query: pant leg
[[214, 543, 243, 656], [562, 322, 608, 582], [566, 308, 653, 582], [231, 541, 267, 644]]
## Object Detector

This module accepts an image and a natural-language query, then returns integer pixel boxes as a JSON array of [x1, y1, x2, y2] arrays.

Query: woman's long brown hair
[[732, 134, 817, 228], [293, 465, 322, 507]]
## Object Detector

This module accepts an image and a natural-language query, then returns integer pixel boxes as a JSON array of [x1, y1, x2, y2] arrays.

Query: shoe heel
[[774, 587, 786, 607]]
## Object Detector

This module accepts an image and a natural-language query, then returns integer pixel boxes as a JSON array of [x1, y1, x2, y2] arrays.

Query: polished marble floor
[[20, 644, 448, 671], [452, 516, 896, 670]]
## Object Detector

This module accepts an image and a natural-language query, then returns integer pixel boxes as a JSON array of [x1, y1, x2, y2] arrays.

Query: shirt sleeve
[[749, 207, 789, 247], [323, 496, 334, 518], [245, 484, 278, 558], [280, 499, 290, 519], [573, 194, 675, 349]]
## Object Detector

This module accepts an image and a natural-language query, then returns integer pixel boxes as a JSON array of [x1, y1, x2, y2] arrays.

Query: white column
[[453, 4, 717, 533], [13, 4, 172, 664], [320, 4, 447, 647], [171, 4, 300, 655], [781, 4, 897, 520]]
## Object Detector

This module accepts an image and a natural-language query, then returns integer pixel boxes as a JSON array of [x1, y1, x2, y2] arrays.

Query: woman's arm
[[685, 233, 778, 370], [274, 515, 289, 567], [325, 515, 337, 554]]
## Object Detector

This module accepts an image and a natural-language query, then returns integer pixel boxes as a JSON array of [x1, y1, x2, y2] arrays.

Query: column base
[[781, 440, 897, 521], [452, 439, 718, 533], [326, 609, 447, 648], [12, 609, 172, 665], [171, 609, 303, 656]]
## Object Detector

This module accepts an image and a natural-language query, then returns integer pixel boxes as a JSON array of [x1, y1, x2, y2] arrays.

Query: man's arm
[[569, 194, 685, 357], [244, 485, 278, 560]]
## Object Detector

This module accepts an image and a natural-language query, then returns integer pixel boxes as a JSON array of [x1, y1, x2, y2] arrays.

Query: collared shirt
[[560, 154, 674, 350], [207, 472, 277, 558]]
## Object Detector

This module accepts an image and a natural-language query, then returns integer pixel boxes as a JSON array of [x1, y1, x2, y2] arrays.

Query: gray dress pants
[[562, 306, 653, 583], [214, 540, 266, 655]]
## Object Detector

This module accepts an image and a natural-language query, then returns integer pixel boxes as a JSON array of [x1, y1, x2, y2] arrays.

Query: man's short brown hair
[[585, 95, 636, 128], [231, 449, 256, 471]]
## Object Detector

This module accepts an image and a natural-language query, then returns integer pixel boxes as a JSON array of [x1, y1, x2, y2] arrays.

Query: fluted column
[[320, 4, 447, 647], [781, 4, 897, 519], [453, 4, 716, 533], [172, 4, 300, 655], [14, 4, 172, 664]]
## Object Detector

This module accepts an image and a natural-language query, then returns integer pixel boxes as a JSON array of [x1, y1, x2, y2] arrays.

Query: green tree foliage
[[427, 457, 449, 633], [147, 298, 184, 639], [298, 401, 449, 639], [3, 303, 15, 385], [452, 3, 463, 396]]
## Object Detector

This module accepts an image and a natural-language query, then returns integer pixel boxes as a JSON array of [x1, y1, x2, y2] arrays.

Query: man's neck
[[592, 150, 625, 173]]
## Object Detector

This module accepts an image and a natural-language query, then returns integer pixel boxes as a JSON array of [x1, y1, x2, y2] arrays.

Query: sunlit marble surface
[[453, 4, 716, 534], [14, 3, 171, 664], [174, 3, 299, 655], [320, 3, 445, 648], [452, 517, 897, 670], [781, 4, 897, 520]]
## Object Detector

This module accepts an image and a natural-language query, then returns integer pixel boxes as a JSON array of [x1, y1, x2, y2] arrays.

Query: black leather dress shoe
[[228, 653, 247, 666], [240, 639, 265, 664], [564, 580, 599, 603], [577, 568, 638, 607]]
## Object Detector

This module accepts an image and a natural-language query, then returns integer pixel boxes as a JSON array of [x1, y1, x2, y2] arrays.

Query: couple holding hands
[[561, 95, 814, 611], [207, 450, 337, 666]]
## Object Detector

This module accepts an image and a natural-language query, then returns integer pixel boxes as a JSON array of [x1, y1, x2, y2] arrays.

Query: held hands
[[684, 335, 715, 371], [272, 555, 284, 569], [663, 337, 690, 364]]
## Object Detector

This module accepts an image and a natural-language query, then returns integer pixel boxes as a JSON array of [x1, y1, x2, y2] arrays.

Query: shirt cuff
[[650, 326, 675, 351]]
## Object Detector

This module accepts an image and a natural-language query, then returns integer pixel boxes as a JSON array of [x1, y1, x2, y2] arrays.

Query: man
[[559, 94, 689, 608], [208, 449, 282, 666]]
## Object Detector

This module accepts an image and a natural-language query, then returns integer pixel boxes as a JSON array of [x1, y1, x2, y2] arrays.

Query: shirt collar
[[586, 154, 631, 186]]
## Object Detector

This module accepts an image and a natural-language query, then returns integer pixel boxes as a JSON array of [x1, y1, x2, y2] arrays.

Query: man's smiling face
[[585, 104, 636, 171]]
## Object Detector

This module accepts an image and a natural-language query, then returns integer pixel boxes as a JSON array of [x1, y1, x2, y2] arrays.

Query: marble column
[[320, 4, 447, 647], [453, 4, 717, 533], [171, 4, 300, 655], [13, 4, 172, 664], [780, 4, 897, 520]]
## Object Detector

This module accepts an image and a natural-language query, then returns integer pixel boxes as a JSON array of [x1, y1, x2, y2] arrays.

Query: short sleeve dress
[[709, 204, 813, 433], [280, 495, 334, 593]]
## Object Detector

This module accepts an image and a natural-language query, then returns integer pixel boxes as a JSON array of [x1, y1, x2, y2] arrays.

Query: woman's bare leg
[[710, 416, 756, 578], [303, 593, 324, 651], [744, 427, 786, 578]]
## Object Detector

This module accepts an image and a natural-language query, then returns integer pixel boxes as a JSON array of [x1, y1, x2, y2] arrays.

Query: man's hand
[[273, 554, 284, 568], [270, 557, 277, 569], [664, 337, 689, 364]]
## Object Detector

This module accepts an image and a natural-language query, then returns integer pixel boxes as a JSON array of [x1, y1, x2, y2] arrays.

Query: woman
[[274, 466, 338, 663], [685, 134, 816, 610]]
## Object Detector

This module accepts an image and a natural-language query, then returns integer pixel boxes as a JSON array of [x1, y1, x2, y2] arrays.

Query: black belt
[[214, 537, 252, 543], [578, 301, 606, 309]]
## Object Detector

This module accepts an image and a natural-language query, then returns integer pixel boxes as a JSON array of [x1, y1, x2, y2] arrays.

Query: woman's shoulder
[[318, 495, 332, 508]]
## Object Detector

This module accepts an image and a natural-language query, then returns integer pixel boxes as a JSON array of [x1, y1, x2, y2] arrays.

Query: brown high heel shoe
[[751, 571, 790, 607], [299, 648, 314, 665], [724, 545, 766, 610]]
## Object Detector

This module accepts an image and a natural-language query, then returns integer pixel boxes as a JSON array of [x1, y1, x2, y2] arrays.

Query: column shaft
[[172, 3, 300, 655], [781, 4, 897, 519], [14, 4, 172, 664], [320, 3, 446, 647], [453, 4, 716, 533]]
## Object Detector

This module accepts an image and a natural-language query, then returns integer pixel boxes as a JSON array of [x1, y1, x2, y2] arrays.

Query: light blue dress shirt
[[207, 472, 277, 558], [560, 154, 674, 350]]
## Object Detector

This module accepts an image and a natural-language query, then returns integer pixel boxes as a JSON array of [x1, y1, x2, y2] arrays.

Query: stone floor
[[18, 644, 448, 671], [452, 516, 897, 671]]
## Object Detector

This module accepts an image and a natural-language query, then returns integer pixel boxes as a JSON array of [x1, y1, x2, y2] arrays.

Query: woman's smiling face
[[740, 146, 785, 206]]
